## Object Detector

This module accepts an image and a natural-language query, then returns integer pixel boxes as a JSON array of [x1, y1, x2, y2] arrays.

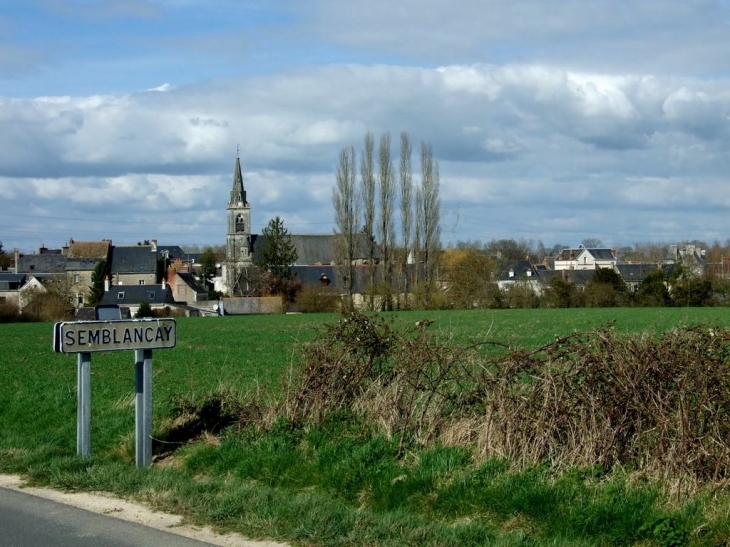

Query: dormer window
[[117, 291, 125, 300], [149, 291, 156, 299], [508, 269, 514, 278]]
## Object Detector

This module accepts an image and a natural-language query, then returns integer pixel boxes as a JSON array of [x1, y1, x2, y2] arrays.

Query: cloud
[[6, 1, 730, 252]]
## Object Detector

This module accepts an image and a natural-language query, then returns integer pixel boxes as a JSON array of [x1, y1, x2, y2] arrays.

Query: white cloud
[[4, 0, 730, 249]]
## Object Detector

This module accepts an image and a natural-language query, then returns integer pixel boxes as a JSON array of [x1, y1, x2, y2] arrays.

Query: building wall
[[115, 272, 156, 287]]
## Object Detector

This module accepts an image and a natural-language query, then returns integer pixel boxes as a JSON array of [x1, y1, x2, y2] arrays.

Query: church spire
[[229, 152, 247, 206]]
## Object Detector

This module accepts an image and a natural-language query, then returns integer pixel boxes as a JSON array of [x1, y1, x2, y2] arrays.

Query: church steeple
[[229, 154, 247, 206], [225, 150, 253, 295]]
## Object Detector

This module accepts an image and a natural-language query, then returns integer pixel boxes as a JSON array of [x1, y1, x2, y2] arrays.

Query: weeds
[[281, 311, 730, 490]]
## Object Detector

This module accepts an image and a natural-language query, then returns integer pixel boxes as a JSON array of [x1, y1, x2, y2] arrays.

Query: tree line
[[332, 131, 441, 310]]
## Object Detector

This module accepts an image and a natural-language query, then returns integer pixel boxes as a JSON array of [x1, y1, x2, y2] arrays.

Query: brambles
[[282, 311, 730, 489]]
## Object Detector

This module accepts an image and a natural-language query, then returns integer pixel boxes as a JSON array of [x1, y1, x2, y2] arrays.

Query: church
[[221, 155, 374, 297]]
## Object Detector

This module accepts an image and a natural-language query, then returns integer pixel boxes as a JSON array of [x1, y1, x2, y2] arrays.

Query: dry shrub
[[283, 311, 730, 487], [0, 299, 21, 322], [294, 284, 341, 313]]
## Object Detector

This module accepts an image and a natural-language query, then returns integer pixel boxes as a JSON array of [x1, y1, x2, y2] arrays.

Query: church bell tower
[[225, 153, 252, 294]]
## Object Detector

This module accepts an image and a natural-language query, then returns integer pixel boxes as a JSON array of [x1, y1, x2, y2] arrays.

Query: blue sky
[[2, 0, 730, 253]]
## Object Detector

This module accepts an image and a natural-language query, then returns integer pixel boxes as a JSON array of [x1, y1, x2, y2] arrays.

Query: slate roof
[[557, 248, 616, 261], [65, 258, 101, 272], [109, 246, 158, 274], [538, 269, 595, 286], [291, 264, 374, 294], [99, 284, 174, 306], [16, 254, 68, 274], [616, 263, 659, 283], [253, 234, 377, 266], [0, 273, 26, 291], [67, 241, 111, 259], [496, 260, 538, 282], [157, 246, 187, 260]]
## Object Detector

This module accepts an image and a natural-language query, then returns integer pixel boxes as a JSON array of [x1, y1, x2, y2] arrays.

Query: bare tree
[[360, 132, 376, 310], [398, 131, 413, 304], [378, 133, 396, 309], [333, 146, 360, 307], [420, 141, 441, 294]]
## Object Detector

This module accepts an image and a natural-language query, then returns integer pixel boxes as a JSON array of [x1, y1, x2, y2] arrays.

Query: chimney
[[14, 249, 20, 273], [104, 276, 110, 292], [162, 278, 167, 290], [151, 239, 157, 252]]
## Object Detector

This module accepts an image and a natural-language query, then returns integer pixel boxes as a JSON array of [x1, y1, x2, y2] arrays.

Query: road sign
[[53, 319, 176, 354]]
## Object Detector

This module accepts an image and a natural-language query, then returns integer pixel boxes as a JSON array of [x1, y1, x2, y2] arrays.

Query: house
[[615, 263, 660, 293], [166, 268, 208, 302], [14, 243, 111, 308], [554, 247, 617, 271], [664, 244, 707, 278], [538, 269, 596, 291], [99, 282, 174, 316], [496, 260, 541, 291], [0, 273, 27, 308], [109, 245, 158, 286]]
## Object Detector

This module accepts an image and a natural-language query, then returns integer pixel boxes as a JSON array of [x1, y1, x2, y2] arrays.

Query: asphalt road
[[0, 485, 224, 547]]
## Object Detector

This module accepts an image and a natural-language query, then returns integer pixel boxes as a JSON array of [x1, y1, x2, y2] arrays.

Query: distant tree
[[584, 268, 628, 307], [398, 131, 413, 302], [88, 260, 107, 306], [0, 241, 10, 270], [199, 247, 218, 284], [333, 146, 361, 307], [360, 132, 377, 310], [635, 269, 670, 307], [137, 240, 151, 246], [443, 248, 500, 309], [23, 280, 75, 321], [485, 238, 534, 260], [135, 300, 153, 318], [256, 216, 298, 284], [378, 132, 396, 309], [581, 238, 603, 248], [544, 277, 581, 308], [419, 141, 441, 297]]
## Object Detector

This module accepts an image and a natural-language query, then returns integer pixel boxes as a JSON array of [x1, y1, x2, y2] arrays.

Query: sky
[[2, 0, 730, 254]]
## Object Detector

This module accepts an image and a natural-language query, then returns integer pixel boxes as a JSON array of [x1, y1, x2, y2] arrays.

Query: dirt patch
[[0, 474, 287, 547]]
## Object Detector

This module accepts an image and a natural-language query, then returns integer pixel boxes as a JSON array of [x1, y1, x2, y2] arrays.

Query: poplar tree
[[420, 142, 441, 300], [333, 146, 360, 306], [360, 132, 376, 310], [378, 132, 396, 308], [399, 132, 413, 299]]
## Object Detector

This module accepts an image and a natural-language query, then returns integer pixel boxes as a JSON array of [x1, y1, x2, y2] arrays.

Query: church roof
[[252, 233, 378, 266], [229, 156, 247, 206]]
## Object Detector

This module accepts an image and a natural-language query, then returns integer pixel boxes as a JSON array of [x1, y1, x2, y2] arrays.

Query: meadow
[[2, 307, 730, 546]]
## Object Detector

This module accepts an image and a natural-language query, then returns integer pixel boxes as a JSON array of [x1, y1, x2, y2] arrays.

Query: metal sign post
[[134, 349, 153, 467], [53, 319, 176, 467], [77, 352, 91, 457]]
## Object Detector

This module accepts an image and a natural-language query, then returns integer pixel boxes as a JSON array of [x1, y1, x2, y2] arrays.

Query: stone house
[[553, 247, 617, 271]]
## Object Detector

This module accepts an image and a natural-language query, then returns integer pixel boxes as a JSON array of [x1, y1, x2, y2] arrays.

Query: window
[[138, 279, 145, 285], [117, 291, 125, 300], [77, 294, 83, 306], [148, 292, 156, 300], [73, 274, 80, 283]]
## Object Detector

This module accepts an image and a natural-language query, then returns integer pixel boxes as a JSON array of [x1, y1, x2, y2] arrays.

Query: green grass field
[[2, 307, 730, 546]]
